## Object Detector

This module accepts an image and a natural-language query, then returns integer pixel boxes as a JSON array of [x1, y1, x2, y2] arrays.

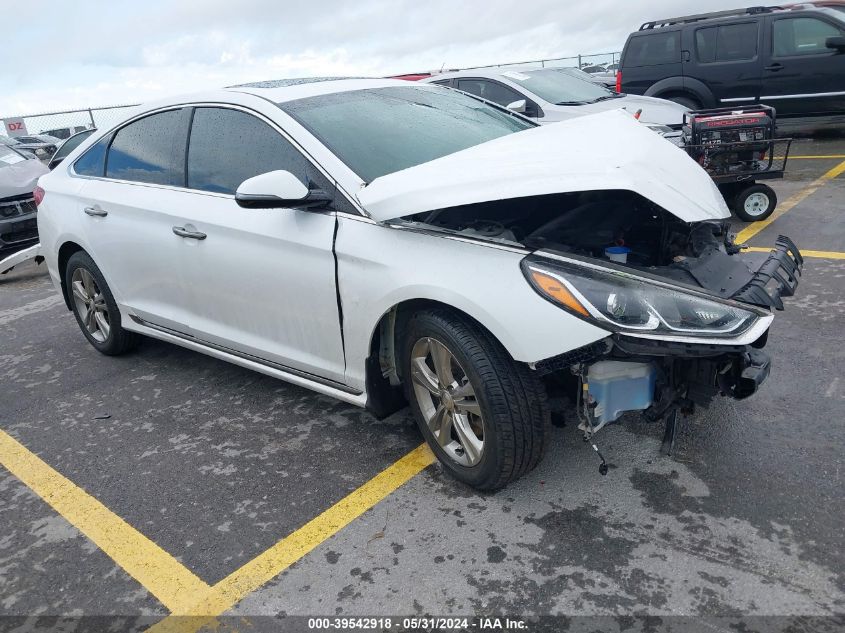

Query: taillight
[[33, 186, 45, 207], [615, 70, 622, 93]]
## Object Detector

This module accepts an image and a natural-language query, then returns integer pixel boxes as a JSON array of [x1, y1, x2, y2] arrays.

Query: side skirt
[[123, 315, 367, 408]]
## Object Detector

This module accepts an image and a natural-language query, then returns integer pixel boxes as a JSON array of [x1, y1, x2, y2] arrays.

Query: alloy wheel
[[410, 337, 485, 467], [71, 268, 110, 343]]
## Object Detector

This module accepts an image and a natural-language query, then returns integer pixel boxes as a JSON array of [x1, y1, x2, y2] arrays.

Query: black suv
[[618, 5, 845, 118]]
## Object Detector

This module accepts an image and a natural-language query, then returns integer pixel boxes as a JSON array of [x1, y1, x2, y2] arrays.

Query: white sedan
[[422, 67, 688, 127], [36, 79, 801, 489]]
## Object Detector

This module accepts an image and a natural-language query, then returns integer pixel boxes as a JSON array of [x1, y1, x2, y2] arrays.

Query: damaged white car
[[36, 79, 802, 489]]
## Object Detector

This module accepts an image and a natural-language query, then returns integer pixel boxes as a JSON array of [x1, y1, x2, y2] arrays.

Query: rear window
[[624, 31, 681, 66], [696, 22, 759, 62]]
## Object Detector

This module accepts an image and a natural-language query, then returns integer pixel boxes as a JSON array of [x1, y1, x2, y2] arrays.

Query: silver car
[[423, 66, 688, 127]]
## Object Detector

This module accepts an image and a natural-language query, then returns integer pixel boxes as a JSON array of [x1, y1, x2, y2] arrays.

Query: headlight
[[522, 256, 764, 339]]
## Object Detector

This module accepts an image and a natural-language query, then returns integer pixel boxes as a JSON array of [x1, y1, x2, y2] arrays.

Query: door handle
[[172, 226, 207, 240], [765, 63, 784, 71], [84, 206, 108, 217]]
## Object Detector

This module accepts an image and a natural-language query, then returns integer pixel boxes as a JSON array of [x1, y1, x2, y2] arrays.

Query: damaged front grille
[[0, 194, 37, 219]]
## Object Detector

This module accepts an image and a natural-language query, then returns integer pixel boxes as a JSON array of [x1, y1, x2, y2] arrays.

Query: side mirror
[[506, 99, 527, 114], [235, 170, 330, 209], [826, 36, 845, 52]]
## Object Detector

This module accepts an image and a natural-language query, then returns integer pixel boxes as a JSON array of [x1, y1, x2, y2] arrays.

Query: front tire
[[402, 309, 549, 490], [733, 183, 777, 222], [667, 95, 701, 110], [65, 251, 139, 356]]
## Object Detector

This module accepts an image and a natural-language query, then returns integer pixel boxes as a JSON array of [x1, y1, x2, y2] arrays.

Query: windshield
[[499, 68, 617, 105], [279, 85, 534, 182]]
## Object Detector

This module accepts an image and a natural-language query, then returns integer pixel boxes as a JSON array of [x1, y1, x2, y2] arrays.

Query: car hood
[[357, 110, 730, 224], [547, 94, 687, 125], [0, 157, 49, 199]]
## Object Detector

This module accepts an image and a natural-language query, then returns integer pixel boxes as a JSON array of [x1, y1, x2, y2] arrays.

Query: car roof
[[638, 4, 840, 30], [224, 77, 413, 103]]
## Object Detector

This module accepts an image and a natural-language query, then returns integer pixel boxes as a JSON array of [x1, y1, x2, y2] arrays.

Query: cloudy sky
[[3, 0, 746, 115]]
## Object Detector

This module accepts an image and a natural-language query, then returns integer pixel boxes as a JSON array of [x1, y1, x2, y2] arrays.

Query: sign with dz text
[[3, 117, 28, 137]]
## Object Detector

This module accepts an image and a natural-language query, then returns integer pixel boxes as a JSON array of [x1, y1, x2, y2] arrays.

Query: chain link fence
[[1, 104, 139, 140], [2, 50, 622, 137]]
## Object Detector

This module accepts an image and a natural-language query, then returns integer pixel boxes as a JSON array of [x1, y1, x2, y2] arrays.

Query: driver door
[[172, 106, 346, 383]]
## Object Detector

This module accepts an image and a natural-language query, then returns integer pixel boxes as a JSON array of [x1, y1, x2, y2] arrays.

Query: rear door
[[686, 20, 763, 105], [761, 13, 845, 116], [75, 108, 195, 333]]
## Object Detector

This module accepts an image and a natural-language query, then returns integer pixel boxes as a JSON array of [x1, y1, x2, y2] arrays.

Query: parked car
[[9, 135, 62, 160], [40, 125, 91, 141], [48, 128, 96, 170], [618, 5, 845, 117], [0, 144, 49, 263], [37, 79, 801, 490], [0, 135, 38, 159], [422, 67, 688, 126]]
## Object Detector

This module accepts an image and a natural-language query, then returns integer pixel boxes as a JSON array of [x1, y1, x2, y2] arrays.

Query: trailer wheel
[[733, 184, 777, 222]]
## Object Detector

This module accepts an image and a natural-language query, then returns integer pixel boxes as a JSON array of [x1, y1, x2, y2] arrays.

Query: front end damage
[[359, 111, 803, 458]]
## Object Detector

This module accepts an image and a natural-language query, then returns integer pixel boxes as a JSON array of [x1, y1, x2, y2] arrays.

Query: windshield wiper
[[555, 101, 588, 106], [590, 94, 622, 103]]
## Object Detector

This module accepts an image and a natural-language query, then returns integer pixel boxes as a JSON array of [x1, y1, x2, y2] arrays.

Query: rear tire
[[733, 184, 777, 222], [65, 251, 139, 356], [402, 309, 550, 490]]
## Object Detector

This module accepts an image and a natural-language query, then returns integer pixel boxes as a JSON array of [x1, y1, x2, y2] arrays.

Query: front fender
[[336, 217, 609, 391]]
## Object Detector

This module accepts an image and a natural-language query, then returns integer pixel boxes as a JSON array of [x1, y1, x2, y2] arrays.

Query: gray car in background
[[423, 66, 688, 127], [8, 134, 62, 160]]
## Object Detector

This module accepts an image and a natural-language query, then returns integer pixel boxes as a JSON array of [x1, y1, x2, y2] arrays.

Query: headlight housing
[[522, 255, 768, 340]]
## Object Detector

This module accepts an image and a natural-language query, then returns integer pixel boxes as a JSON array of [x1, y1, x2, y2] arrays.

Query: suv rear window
[[695, 22, 759, 62], [624, 31, 681, 66]]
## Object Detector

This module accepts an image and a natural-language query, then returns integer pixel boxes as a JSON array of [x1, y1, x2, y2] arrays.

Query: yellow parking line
[[0, 429, 210, 613], [1, 425, 434, 630], [775, 154, 845, 159], [745, 246, 845, 260], [148, 443, 435, 632], [736, 158, 845, 244]]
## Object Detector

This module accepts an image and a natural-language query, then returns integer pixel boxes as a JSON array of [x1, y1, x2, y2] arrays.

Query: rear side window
[[696, 22, 759, 62], [106, 109, 186, 186], [773, 17, 842, 56], [624, 32, 681, 66], [455, 79, 524, 107], [73, 136, 109, 177], [186, 107, 309, 194]]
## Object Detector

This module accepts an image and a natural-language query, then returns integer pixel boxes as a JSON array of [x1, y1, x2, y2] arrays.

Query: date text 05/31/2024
[[307, 617, 528, 630]]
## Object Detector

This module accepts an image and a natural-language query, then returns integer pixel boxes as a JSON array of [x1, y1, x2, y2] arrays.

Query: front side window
[[455, 79, 524, 107], [106, 109, 186, 186], [696, 23, 759, 62], [624, 31, 681, 66], [773, 17, 842, 56], [279, 85, 534, 183], [186, 107, 309, 194]]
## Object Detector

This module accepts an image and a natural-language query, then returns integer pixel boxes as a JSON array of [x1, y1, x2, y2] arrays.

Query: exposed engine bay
[[402, 189, 800, 310], [398, 190, 803, 462]]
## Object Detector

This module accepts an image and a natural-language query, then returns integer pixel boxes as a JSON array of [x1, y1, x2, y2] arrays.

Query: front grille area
[[0, 194, 37, 219], [0, 218, 38, 244]]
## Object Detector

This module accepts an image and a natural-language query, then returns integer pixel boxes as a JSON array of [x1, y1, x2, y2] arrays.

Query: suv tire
[[402, 309, 550, 490]]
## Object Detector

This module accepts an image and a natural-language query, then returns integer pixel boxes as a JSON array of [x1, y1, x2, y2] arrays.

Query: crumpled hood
[[357, 110, 730, 223], [0, 157, 49, 199], [544, 94, 688, 126]]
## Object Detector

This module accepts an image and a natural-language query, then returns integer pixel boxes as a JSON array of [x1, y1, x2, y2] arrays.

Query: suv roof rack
[[639, 6, 783, 30]]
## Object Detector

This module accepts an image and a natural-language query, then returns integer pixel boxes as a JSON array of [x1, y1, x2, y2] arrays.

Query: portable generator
[[680, 105, 791, 222]]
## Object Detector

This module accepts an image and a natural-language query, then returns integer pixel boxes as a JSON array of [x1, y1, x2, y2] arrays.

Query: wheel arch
[[57, 240, 86, 310], [363, 298, 500, 419]]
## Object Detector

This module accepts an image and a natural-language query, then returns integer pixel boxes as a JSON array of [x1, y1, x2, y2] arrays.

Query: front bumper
[[0, 196, 39, 261]]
